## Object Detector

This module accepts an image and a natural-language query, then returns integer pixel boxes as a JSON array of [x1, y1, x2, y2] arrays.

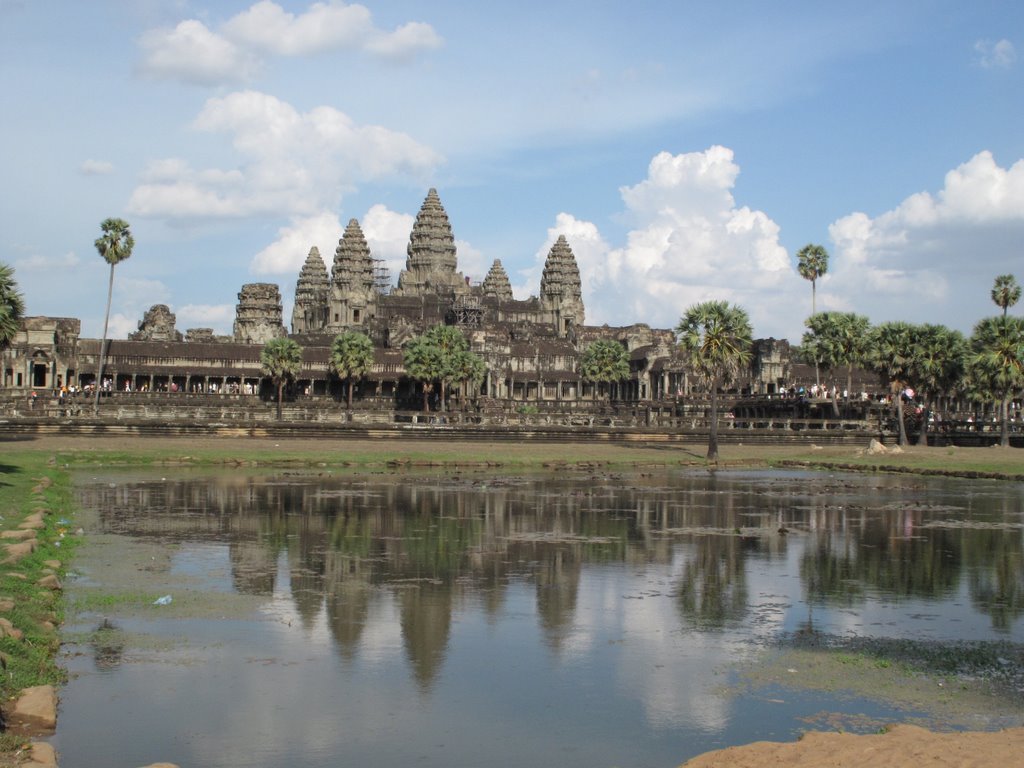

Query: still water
[[55, 468, 1024, 768]]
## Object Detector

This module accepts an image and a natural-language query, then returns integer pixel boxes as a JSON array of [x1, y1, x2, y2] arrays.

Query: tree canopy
[[969, 315, 1024, 447], [676, 300, 753, 461], [796, 243, 829, 315], [991, 274, 1021, 317], [579, 339, 630, 400], [261, 336, 304, 419], [0, 262, 25, 349], [402, 325, 483, 411], [93, 218, 135, 414], [330, 331, 374, 409]]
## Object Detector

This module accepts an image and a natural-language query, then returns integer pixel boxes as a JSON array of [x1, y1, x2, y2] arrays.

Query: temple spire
[[394, 188, 467, 296]]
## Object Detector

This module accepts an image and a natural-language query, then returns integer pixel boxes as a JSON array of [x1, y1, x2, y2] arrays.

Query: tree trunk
[[895, 389, 908, 446], [917, 396, 930, 447], [276, 380, 283, 420], [422, 384, 430, 412], [440, 380, 447, 412], [707, 383, 720, 462], [1001, 394, 1010, 447], [346, 377, 353, 409], [93, 262, 116, 415]]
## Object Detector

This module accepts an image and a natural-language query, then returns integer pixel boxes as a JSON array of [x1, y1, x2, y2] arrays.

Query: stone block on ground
[[3, 540, 37, 563], [27, 741, 58, 768], [1, 529, 39, 541], [36, 574, 62, 591], [5, 685, 57, 734], [18, 513, 46, 530]]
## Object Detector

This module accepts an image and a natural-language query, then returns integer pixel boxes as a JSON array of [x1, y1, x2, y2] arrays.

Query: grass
[[13, 435, 1023, 480], [0, 452, 78, 703]]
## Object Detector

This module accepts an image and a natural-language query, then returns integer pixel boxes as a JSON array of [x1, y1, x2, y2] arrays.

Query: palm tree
[[0, 262, 25, 352], [802, 312, 871, 416], [676, 301, 753, 461], [579, 339, 630, 402], [329, 331, 374, 409], [93, 218, 134, 414], [260, 336, 303, 420], [906, 324, 966, 446], [867, 321, 916, 446], [991, 274, 1021, 317], [796, 244, 829, 316], [450, 348, 487, 410], [969, 315, 1024, 447], [403, 335, 444, 411]]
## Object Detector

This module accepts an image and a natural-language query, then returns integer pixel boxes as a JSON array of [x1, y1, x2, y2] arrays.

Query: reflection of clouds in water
[[356, 593, 404, 666]]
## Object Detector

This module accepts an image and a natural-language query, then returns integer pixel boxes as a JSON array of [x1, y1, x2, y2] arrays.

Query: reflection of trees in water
[[77, 471, 1024, 670], [965, 528, 1024, 631], [800, 509, 962, 607], [398, 581, 453, 692], [676, 533, 749, 630]]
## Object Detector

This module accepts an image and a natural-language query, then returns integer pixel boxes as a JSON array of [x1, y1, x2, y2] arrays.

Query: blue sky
[[2, 0, 1022, 342]]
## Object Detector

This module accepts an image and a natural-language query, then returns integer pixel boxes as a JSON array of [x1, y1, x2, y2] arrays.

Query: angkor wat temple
[[2, 189, 801, 418]]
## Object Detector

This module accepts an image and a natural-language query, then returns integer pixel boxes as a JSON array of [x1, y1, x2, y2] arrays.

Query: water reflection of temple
[[77, 471, 1024, 686]]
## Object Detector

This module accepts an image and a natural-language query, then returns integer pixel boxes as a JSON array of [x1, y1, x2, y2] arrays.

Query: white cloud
[[176, 303, 235, 333], [365, 21, 443, 62], [138, 2, 442, 86], [828, 150, 1024, 331], [138, 19, 259, 85], [975, 38, 1016, 69], [14, 251, 80, 270], [223, 0, 373, 56], [127, 91, 443, 220], [361, 204, 414, 283], [251, 211, 343, 275], [558, 147, 798, 337], [80, 159, 114, 176]]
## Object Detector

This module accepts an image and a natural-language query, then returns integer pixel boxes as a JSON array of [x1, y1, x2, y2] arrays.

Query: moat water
[[54, 468, 1024, 768]]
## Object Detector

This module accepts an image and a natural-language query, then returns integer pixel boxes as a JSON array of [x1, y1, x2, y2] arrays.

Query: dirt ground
[[678, 723, 1024, 767], [8, 433, 1024, 768]]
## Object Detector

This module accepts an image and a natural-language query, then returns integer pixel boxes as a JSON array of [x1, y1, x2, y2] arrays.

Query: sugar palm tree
[[676, 301, 753, 461], [796, 244, 829, 316], [969, 315, 1024, 447], [867, 321, 915, 446], [93, 218, 134, 414], [260, 336, 303, 420], [579, 339, 630, 402], [906, 324, 966, 446], [450, 347, 487, 409], [0, 262, 25, 351], [802, 312, 871, 416], [329, 331, 374, 409], [403, 334, 444, 411], [991, 274, 1021, 317]]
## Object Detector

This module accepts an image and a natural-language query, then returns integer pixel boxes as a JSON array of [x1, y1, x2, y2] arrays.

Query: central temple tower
[[393, 188, 469, 296]]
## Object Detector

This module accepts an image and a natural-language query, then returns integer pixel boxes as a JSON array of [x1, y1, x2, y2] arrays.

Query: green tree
[[401, 325, 477, 411], [969, 315, 1024, 447], [676, 300, 753, 461], [260, 336, 303, 420], [905, 324, 967, 446], [801, 312, 871, 416], [93, 217, 134, 414], [329, 331, 374, 409], [0, 262, 25, 351], [450, 348, 487, 409], [579, 339, 630, 402], [991, 274, 1021, 317], [796, 243, 829, 316], [867, 321, 916, 446]]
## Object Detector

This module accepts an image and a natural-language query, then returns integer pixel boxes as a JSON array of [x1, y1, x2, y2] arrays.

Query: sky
[[2, 0, 1023, 344]]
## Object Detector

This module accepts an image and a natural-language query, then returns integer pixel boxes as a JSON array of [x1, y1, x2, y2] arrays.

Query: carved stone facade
[[233, 283, 286, 345], [2, 187, 805, 408], [129, 304, 183, 342]]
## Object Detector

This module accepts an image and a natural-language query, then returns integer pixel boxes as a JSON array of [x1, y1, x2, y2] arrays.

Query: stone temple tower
[[540, 235, 585, 338], [233, 283, 286, 344], [394, 188, 468, 296], [481, 259, 514, 300], [291, 247, 329, 334], [328, 218, 378, 330]]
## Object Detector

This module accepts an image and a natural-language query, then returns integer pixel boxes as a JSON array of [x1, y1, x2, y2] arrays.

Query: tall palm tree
[[93, 218, 134, 414], [579, 339, 630, 402], [260, 336, 303, 420], [796, 243, 829, 316], [403, 335, 444, 411], [991, 274, 1021, 317], [424, 325, 470, 412], [802, 312, 871, 416], [867, 321, 915, 446], [0, 262, 26, 351], [676, 300, 753, 461], [969, 315, 1024, 447], [450, 348, 487, 409], [906, 324, 966, 446], [329, 331, 374, 409]]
